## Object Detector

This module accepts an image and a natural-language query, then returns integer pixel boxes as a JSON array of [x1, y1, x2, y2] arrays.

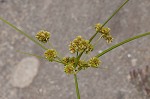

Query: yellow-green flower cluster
[[64, 63, 75, 74], [63, 56, 101, 74], [95, 23, 113, 43], [35, 30, 50, 43], [69, 36, 93, 54], [63, 57, 75, 74], [88, 57, 101, 68], [78, 60, 89, 70], [62, 57, 75, 65], [44, 49, 57, 61]]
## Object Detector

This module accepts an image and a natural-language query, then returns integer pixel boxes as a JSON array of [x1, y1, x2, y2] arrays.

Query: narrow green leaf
[[89, 0, 130, 42], [16, 50, 45, 59], [77, 0, 130, 60], [0, 17, 47, 50], [96, 32, 150, 57]]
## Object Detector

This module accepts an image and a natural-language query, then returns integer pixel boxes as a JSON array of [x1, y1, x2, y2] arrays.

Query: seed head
[[44, 49, 57, 61], [88, 57, 101, 68], [95, 23, 102, 33], [64, 63, 75, 74], [101, 27, 110, 35], [36, 30, 50, 43], [85, 43, 94, 54], [78, 60, 89, 70], [62, 57, 75, 65], [69, 36, 93, 53], [62, 57, 70, 64], [102, 34, 113, 43], [95, 23, 113, 43]]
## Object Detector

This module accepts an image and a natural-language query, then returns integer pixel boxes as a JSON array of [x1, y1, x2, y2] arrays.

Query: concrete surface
[[0, 0, 150, 99]]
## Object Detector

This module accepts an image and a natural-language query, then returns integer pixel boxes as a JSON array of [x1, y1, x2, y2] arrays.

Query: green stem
[[89, 0, 129, 43], [77, 0, 129, 60], [53, 59, 63, 64], [17, 50, 63, 63], [93, 34, 103, 47], [16, 50, 45, 59], [96, 32, 150, 58], [74, 74, 81, 99], [0, 17, 47, 50]]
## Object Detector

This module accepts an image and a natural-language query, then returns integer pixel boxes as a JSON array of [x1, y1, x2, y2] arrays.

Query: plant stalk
[[0, 17, 47, 50], [74, 74, 81, 99], [77, 0, 129, 60], [96, 32, 150, 57], [89, 0, 129, 43]]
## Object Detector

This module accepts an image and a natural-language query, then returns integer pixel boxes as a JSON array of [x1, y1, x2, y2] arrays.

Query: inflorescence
[[69, 36, 93, 54], [36, 30, 50, 43], [35, 23, 112, 74], [95, 23, 113, 43]]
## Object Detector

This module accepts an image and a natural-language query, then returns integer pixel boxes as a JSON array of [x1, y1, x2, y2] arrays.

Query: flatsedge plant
[[0, 0, 150, 99]]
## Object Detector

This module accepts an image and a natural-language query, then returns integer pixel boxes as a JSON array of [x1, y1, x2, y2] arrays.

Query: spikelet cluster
[[95, 23, 113, 43], [69, 36, 93, 53], [36, 30, 50, 43], [88, 57, 101, 68], [64, 63, 75, 74], [63, 57, 75, 74], [63, 56, 101, 74], [35, 22, 106, 75], [44, 49, 57, 61]]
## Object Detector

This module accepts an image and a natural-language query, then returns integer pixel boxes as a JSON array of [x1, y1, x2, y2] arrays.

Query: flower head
[[69, 36, 93, 54], [64, 63, 75, 74], [78, 60, 89, 70], [101, 27, 110, 35], [95, 23, 113, 43], [44, 49, 57, 61], [102, 34, 113, 43], [36, 30, 50, 43], [88, 57, 101, 68], [85, 43, 94, 54], [62, 57, 70, 64], [62, 57, 75, 65], [95, 23, 102, 33]]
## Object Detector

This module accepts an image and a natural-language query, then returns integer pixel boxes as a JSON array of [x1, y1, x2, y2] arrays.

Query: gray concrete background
[[0, 0, 150, 99]]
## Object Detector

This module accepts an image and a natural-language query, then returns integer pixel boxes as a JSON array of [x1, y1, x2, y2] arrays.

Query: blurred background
[[0, 0, 150, 99]]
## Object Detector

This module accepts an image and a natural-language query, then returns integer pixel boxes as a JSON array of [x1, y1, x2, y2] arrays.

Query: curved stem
[[16, 50, 45, 59], [74, 74, 81, 99], [89, 0, 129, 43], [93, 34, 103, 47], [77, 0, 129, 60], [0, 17, 47, 50], [96, 32, 150, 58], [53, 59, 63, 64]]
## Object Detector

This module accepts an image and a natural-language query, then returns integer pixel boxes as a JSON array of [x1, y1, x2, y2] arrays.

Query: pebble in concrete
[[10, 57, 39, 88]]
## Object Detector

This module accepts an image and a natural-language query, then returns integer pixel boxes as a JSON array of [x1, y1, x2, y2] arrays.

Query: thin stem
[[74, 52, 79, 68], [48, 41, 63, 59], [74, 52, 80, 99], [55, 56, 64, 64], [17, 50, 63, 63], [0, 17, 47, 50], [17, 50, 45, 59], [93, 34, 103, 47], [53, 59, 63, 64], [96, 32, 150, 58], [74, 74, 81, 99], [48, 41, 54, 48], [77, 0, 129, 60], [89, 0, 129, 43]]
